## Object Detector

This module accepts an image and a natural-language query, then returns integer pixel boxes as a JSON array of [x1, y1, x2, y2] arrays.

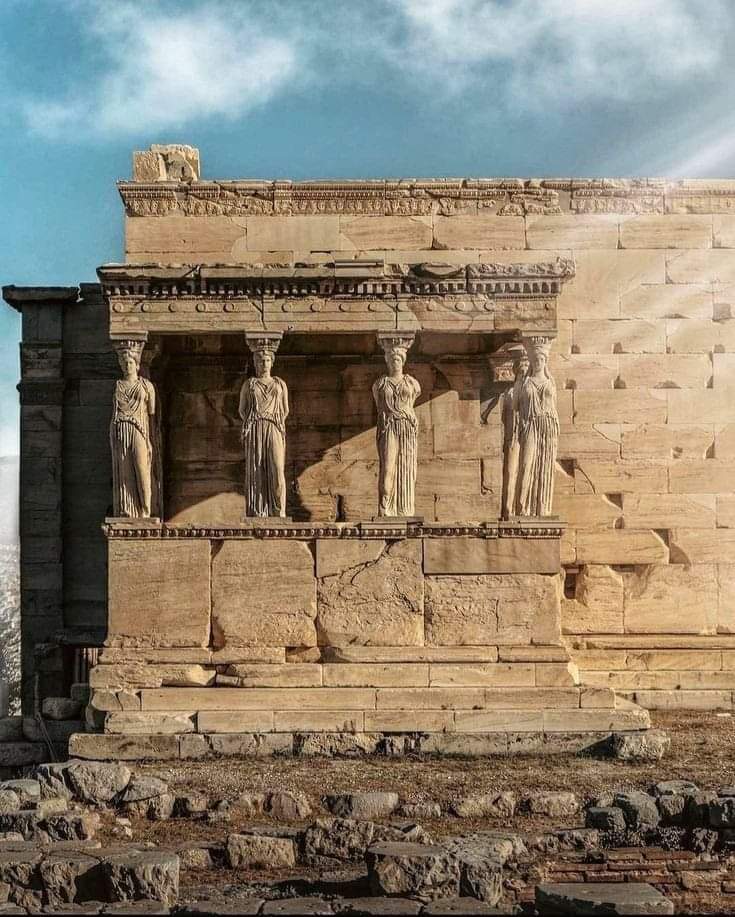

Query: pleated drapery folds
[[239, 375, 289, 517], [373, 374, 421, 517], [110, 377, 155, 518], [517, 374, 559, 518]]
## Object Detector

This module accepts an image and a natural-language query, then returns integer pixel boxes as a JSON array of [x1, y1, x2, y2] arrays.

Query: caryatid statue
[[501, 344, 530, 520], [373, 333, 420, 518], [110, 338, 157, 518], [516, 335, 559, 517], [240, 333, 289, 518]]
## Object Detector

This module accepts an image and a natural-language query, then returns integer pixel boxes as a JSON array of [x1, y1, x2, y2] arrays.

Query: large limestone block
[[553, 494, 622, 530], [621, 424, 713, 461], [322, 663, 429, 687], [669, 461, 735, 494], [666, 319, 735, 353], [670, 530, 735, 564], [526, 214, 619, 249], [668, 388, 735, 423], [558, 425, 620, 460], [339, 216, 432, 249], [573, 460, 667, 495], [212, 541, 317, 648], [141, 686, 377, 710], [562, 565, 624, 636], [714, 214, 735, 247], [623, 494, 715, 528], [425, 574, 561, 646], [620, 214, 712, 249], [108, 541, 210, 648], [423, 537, 559, 575], [245, 215, 341, 251], [557, 250, 664, 320], [718, 496, 735, 528], [573, 319, 665, 354], [623, 564, 717, 634], [666, 249, 735, 283], [576, 531, 669, 565], [617, 354, 711, 389], [432, 215, 525, 249], [125, 215, 244, 260], [551, 354, 619, 389], [621, 284, 713, 320], [718, 564, 735, 633], [317, 540, 424, 646], [574, 390, 667, 424]]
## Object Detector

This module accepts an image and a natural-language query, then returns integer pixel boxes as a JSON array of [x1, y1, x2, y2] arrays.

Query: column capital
[[245, 332, 283, 355]]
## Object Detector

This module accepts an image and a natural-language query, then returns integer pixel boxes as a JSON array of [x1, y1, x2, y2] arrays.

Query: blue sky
[[1, 0, 735, 454]]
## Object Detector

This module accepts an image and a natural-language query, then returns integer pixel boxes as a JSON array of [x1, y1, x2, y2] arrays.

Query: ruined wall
[[121, 179, 735, 710]]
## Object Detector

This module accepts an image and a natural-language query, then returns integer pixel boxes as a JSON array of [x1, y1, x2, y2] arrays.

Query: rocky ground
[[0, 713, 730, 912], [0, 542, 20, 714]]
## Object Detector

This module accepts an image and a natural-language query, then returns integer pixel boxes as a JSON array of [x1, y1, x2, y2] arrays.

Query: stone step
[[536, 881, 674, 915], [136, 685, 611, 712]]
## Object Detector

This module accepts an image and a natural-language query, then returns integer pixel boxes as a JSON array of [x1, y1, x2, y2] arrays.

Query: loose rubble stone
[[656, 794, 686, 827], [302, 817, 375, 866], [450, 794, 515, 819], [443, 836, 503, 904], [236, 792, 266, 817], [324, 793, 399, 821], [613, 792, 660, 831], [67, 763, 131, 806], [585, 806, 626, 833], [366, 842, 461, 901], [42, 698, 83, 721], [553, 828, 601, 851], [0, 782, 40, 807], [0, 847, 43, 909], [265, 791, 312, 820], [397, 803, 442, 820], [707, 796, 735, 828], [536, 881, 674, 915], [651, 780, 699, 797], [102, 849, 179, 906], [0, 795, 19, 816], [226, 833, 296, 869], [35, 764, 73, 801], [373, 821, 432, 846], [174, 794, 209, 819], [122, 777, 174, 821], [177, 844, 213, 871], [688, 827, 718, 853], [522, 792, 579, 818], [39, 851, 99, 908], [611, 730, 670, 762]]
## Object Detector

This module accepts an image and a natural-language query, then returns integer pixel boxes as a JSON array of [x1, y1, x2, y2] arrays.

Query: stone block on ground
[[536, 881, 674, 915], [102, 849, 179, 906], [450, 794, 515, 819], [67, 762, 132, 805], [521, 792, 580, 818], [613, 791, 660, 831], [443, 836, 504, 904], [585, 806, 626, 833], [301, 817, 376, 866], [324, 792, 400, 821], [366, 841, 461, 901], [226, 832, 296, 869], [121, 776, 174, 821], [611, 729, 670, 761], [265, 790, 312, 820]]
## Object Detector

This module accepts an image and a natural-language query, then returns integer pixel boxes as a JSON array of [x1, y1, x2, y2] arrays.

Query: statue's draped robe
[[110, 378, 155, 518], [517, 373, 559, 517], [501, 372, 526, 518], [372, 374, 421, 517], [239, 376, 288, 517]]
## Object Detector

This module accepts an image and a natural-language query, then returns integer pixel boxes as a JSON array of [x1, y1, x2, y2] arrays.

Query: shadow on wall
[[0, 456, 20, 713]]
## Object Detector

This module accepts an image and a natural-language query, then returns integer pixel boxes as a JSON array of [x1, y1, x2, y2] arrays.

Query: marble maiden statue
[[373, 334, 420, 517], [501, 345, 530, 519], [110, 339, 157, 518], [516, 336, 559, 517], [239, 335, 289, 518]]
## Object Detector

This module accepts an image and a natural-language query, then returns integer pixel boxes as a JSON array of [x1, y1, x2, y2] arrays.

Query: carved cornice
[[97, 259, 575, 300], [118, 179, 562, 217], [103, 520, 564, 539]]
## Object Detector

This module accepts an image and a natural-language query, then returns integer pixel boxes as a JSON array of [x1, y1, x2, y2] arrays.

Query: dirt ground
[[112, 712, 735, 913]]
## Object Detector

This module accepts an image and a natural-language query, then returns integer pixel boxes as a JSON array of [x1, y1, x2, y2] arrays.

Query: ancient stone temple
[[6, 145, 735, 760]]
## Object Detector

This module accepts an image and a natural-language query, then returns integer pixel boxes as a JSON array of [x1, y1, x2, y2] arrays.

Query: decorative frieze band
[[98, 259, 575, 300], [102, 521, 564, 539]]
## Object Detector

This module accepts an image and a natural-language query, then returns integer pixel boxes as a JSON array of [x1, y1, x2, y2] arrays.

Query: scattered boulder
[[174, 793, 209, 819], [536, 881, 674, 915], [398, 803, 442, 820], [0, 792, 20, 815], [450, 793, 515, 819], [325, 792, 399, 821], [102, 849, 179, 906], [522, 792, 579, 818], [651, 780, 699, 797], [611, 730, 670, 762], [237, 792, 266, 817], [265, 790, 312, 820], [1, 780, 40, 807], [366, 842, 461, 901], [121, 776, 174, 821], [42, 697, 83, 721], [585, 807, 626, 833], [613, 792, 660, 831], [301, 817, 375, 866], [226, 833, 296, 869], [67, 762, 131, 806], [657, 794, 686, 827], [177, 843, 213, 871], [35, 763, 73, 801], [443, 836, 503, 904]]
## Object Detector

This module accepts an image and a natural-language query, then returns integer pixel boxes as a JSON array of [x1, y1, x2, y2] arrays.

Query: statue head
[[509, 346, 529, 380], [385, 345, 407, 376], [524, 336, 552, 376], [252, 348, 275, 378], [113, 340, 144, 379]]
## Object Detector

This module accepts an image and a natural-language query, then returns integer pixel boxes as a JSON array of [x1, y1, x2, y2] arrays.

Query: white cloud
[[23, 1, 300, 137], [19, 0, 734, 138], [390, 0, 729, 105]]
